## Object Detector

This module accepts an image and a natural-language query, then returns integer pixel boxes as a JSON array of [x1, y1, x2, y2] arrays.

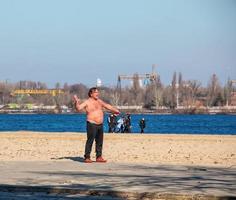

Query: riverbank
[[0, 131, 235, 167], [1, 105, 236, 114]]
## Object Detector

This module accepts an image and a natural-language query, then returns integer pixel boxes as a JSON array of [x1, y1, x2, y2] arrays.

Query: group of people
[[107, 113, 132, 133], [73, 87, 146, 163], [107, 114, 146, 134]]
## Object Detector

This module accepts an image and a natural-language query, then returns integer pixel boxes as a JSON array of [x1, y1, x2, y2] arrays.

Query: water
[[0, 114, 235, 135]]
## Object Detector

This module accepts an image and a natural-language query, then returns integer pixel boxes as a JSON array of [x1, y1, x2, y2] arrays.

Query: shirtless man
[[73, 87, 120, 163]]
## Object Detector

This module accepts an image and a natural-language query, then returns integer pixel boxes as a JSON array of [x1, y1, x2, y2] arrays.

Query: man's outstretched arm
[[73, 95, 87, 111], [100, 100, 120, 115]]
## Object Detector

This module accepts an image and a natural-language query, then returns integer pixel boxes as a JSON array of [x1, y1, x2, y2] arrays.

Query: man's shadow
[[51, 156, 84, 163]]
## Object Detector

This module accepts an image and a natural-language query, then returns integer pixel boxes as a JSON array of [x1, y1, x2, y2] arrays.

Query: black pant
[[84, 121, 104, 159]]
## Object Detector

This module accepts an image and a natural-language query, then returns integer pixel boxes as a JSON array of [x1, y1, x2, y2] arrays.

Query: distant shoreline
[[1, 108, 236, 115]]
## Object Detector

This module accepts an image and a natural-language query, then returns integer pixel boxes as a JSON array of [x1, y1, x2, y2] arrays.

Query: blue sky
[[0, 0, 235, 88]]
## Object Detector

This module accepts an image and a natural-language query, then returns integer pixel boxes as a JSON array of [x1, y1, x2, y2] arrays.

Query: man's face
[[91, 89, 99, 100]]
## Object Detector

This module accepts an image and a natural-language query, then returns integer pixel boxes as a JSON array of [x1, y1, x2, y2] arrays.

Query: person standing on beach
[[73, 87, 120, 163], [107, 114, 117, 133], [139, 118, 146, 133], [124, 113, 131, 133]]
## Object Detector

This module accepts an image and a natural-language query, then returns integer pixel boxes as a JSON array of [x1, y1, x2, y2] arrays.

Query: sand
[[0, 131, 236, 167]]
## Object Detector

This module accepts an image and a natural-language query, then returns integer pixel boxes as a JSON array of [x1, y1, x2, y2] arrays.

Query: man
[[124, 113, 131, 133], [107, 114, 117, 133], [116, 116, 124, 133], [139, 118, 146, 133], [107, 114, 112, 133], [73, 87, 120, 163]]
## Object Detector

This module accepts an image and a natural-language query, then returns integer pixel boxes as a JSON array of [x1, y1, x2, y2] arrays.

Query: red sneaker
[[84, 158, 93, 163], [96, 157, 107, 163]]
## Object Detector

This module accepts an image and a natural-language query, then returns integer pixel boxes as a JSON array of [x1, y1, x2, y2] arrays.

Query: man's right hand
[[73, 95, 80, 104]]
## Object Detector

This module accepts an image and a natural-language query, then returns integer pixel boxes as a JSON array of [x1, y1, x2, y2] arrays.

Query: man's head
[[88, 87, 99, 99]]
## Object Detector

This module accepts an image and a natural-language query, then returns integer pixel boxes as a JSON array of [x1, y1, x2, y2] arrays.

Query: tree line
[[0, 73, 235, 109]]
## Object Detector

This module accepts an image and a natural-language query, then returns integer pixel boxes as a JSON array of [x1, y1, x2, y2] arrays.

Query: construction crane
[[117, 65, 158, 90], [11, 89, 64, 97], [117, 72, 157, 83], [116, 65, 158, 105]]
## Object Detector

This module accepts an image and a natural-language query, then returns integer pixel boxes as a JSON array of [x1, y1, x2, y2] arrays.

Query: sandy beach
[[0, 131, 236, 167]]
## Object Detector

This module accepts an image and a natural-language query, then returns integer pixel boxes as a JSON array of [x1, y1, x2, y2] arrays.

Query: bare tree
[[144, 84, 155, 109], [177, 72, 184, 107], [109, 87, 120, 106], [70, 83, 88, 99], [55, 82, 61, 89], [207, 74, 222, 106], [0, 82, 14, 104], [129, 74, 144, 105], [183, 80, 201, 106], [171, 72, 177, 108], [162, 85, 172, 108], [224, 78, 233, 106], [37, 82, 47, 89]]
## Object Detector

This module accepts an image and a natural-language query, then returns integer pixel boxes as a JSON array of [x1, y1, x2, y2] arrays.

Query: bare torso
[[85, 98, 104, 124], [73, 90, 119, 124]]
